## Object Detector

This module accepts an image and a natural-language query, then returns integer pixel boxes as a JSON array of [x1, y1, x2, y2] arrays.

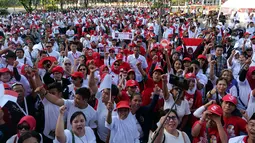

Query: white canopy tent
[[220, 0, 255, 22]]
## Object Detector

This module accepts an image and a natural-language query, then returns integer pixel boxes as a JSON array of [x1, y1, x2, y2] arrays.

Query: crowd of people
[[0, 6, 254, 143]]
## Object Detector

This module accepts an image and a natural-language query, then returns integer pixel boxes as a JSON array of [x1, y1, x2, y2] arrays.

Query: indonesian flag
[[182, 38, 203, 57], [0, 84, 19, 107]]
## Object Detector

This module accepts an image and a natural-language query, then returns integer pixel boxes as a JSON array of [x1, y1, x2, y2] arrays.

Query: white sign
[[112, 32, 134, 40]]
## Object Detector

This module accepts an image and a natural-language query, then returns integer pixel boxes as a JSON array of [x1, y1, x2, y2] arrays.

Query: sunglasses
[[114, 64, 119, 66], [79, 68, 86, 71], [65, 63, 71, 66], [166, 116, 177, 121], [17, 124, 30, 130], [72, 77, 78, 80], [130, 86, 137, 89]]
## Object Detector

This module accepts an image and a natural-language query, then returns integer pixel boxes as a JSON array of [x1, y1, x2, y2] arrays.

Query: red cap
[[185, 73, 196, 79], [128, 42, 136, 47], [3, 83, 10, 89], [244, 32, 251, 36], [207, 104, 223, 116], [127, 69, 135, 74], [222, 94, 237, 105], [251, 36, 255, 40], [0, 68, 11, 74], [115, 101, 130, 111], [148, 26, 154, 31], [116, 53, 123, 61], [168, 34, 173, 38], [183, 57, 191, 62], [71, 72, 84, 78], [153, 65, 163, 73], [52, 66, 64, 74], [126, 80, 138, 87], [176, 46, 183, 52], [86, 60, 94, 66], [197, 54, 207, 60]]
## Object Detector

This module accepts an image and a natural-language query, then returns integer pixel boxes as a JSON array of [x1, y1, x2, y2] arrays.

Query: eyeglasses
[[65, 63, 71, 66], [17, 124, 30, 130], [72, 77, 78, 80], [166, 116, 177, 121], [79, 68, 86, 71], [46, 46, 52, 48], [130, 86, 137, 89]]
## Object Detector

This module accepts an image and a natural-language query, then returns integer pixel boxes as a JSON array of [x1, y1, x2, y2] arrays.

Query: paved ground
[[7, 7, 26, 13]]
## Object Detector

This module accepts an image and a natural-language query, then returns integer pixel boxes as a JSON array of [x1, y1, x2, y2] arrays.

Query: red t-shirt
[[192, 121, 226, 143], [223, 116, 247, 138], [141, 78, 164, 111], [185, 90, 203, 125]]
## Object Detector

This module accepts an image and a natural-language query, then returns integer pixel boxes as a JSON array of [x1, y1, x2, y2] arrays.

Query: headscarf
[[246, 66, 255, 90], [111, 61, 120, 74], [17, 115, 36, 137], [92, 52, 104, 67]]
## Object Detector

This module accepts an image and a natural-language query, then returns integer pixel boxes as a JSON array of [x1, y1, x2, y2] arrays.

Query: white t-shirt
[[127, 54, 148, 82], [53, 127, 96, 143], [7, 134, 43, 143], [95, 92, 117, 142], [164, 94, 191, 122], [150, 130, 191, 143], [48, 50, 60, 60], [228, 135, 246, 143], [42, 98, 61, 139], [105, 113, 140, 143], [64, 100, 97, 130], [24, 49, 38, 62], [67, 51, 82, 65], [17, 57, 33, 67]]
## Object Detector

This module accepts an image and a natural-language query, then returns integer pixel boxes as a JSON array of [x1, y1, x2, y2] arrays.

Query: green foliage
[[0, 8, 9, 15], [151, 2, 169, 8], [45, 5, 58, 11]]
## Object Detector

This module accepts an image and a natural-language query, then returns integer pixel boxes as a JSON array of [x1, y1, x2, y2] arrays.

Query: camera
[[169, 74, 189, 90]]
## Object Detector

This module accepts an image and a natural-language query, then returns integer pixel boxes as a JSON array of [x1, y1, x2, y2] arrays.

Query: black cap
[[4, 50, 16, 59], [111, 84, 119, 97], [250, 113, 255, 121]]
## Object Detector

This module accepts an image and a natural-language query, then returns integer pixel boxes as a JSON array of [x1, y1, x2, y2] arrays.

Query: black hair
[[111, 84, 119, 97], [215, 45, 223, 49], [15, 48, 24, 53], [40, 50, 48, 56], [47, 82, 62, 93], [216, 77, 228, 85], [70, 111, 87, 124], [75, 87, 91, 100], [18, 131, 41, 143], [163, 109, 180, 120], [191, 60, 200, 67]]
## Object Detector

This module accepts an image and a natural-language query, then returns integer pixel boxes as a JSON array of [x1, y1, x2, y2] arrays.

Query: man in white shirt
[[67, 42, 82, 65], [15, 48, 33, 67], [24, 39, 38, 63], [40, 87, 97, 130], [46, 42, 60, 60], [229, 112, 255, 143], [127, 46, 148, 83]]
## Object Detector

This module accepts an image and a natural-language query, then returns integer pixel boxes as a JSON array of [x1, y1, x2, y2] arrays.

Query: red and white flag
[[0, 84, 19, 107], [182, 38, 203, 55]]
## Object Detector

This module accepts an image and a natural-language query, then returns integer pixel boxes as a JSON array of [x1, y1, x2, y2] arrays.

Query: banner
[[112, 32, 134, 40]]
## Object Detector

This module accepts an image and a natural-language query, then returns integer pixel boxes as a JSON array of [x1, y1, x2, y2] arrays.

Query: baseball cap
[[126, 80, 138, 87], [197, 54, 207, 60], [222, 94, 237, 105], [115, 101, 130, 111], [207, 104, 223, 116], [153, 65, 163, 73], [71, 72, 84, 78], [52, 66, 64, 74], [116, 53, 123, 61], [183, 57, 191, 62], [185, 73, 196, 79]]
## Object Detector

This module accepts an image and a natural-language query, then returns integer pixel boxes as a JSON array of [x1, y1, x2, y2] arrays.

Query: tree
[[19, 0, 34, 12]]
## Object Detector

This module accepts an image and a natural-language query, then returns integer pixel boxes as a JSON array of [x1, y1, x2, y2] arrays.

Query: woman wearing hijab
[[106, 101, 140, 143], [7, 115, 43, 143], [54, 107, 96, 143]]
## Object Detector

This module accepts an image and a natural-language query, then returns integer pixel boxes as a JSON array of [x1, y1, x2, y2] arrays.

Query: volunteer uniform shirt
[[223, 116, 247, 138], [54, 127, 96, 143], [64, 100, 97, 130], [164, 94, 191, 122], [67, 51, 82, 65], [192, 121, 224, 143], [127, 54, 148, 82], [95, 92, 117, 142], [42, 98, 61, 139], [229, 135, 248, 143]]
